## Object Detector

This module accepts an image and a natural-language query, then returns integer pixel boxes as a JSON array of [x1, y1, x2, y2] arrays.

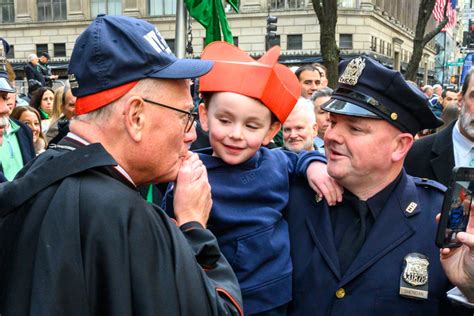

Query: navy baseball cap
[[0, 38, 15, 93], [322, 57, 442, 135], [68, 15, 213, 115]]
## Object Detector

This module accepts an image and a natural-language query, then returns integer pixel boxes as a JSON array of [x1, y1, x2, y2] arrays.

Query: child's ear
[[198, 103, 209, 132], [262, 121, 281, 146]]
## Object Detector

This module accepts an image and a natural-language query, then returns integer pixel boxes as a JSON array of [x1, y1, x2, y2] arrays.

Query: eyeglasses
[[142, 98, 198, 133]]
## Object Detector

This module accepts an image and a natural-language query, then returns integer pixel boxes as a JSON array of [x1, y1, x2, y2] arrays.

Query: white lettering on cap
[[143, 28, 172, 55]]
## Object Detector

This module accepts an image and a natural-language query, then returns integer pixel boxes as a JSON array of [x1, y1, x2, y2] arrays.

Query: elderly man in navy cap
[[0, 15, 242, 315], [286, 57, 472, 315]]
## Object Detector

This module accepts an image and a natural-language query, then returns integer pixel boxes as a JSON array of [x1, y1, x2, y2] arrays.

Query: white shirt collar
[[66, 132, 136, 187]]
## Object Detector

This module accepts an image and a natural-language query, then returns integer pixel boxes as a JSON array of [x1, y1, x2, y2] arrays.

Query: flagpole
[[175, 0, 187, 58]]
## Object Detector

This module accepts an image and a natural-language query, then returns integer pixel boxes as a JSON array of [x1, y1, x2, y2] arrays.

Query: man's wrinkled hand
[[173, 152, 212, 228]]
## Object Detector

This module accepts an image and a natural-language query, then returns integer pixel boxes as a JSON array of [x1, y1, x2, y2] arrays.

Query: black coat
[[24, 62, 45, 87], [404, 121, 455, 186], [0, 143, 243, 315]]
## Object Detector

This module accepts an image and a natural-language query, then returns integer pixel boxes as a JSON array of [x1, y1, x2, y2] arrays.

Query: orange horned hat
[[199, 41, 300, 123]]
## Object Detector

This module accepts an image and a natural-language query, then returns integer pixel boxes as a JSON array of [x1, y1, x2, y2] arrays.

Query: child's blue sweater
[[164, 147, 324, 314]]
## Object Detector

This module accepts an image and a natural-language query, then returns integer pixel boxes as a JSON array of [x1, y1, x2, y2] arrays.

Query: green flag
[[185, 0, 239, 45]]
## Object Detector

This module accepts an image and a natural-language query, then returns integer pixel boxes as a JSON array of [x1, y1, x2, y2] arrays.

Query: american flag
[[433, 0, 457, 31]]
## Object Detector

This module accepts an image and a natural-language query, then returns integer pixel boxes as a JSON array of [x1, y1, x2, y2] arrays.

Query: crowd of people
[[0, 14, 473, 316]]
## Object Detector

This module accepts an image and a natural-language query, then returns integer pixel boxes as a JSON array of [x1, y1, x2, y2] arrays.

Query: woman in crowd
[[11, 106, 47, 155], [30, 87, 54, 133]]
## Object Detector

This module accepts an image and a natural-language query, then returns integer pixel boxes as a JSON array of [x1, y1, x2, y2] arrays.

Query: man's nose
[[184, 123, 197, 144]]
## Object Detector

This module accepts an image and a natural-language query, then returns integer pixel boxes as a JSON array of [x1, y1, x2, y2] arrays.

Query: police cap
[[322, 57, 442, 135]]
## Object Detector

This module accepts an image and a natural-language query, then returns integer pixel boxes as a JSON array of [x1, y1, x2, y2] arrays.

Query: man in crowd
[[311, 87, 333, 155], [429, 88, 458, 118], [38, 52, 58, 88], [24, 53, 45, 90], [313, 62, 328, 88], [422, 84, 433, 98], [0, 39, 36, 181], [282, 97, 318, 152], [405, 71, 474, 187], [0, 15, 242, 315], [295, 64, 321, 99], [286, 57, 470, 315]]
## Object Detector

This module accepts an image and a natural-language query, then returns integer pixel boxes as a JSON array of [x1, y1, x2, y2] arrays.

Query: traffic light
[[469, 19, 474, 49], [265, 15, 278, 51], [266, 15, 278, 40]]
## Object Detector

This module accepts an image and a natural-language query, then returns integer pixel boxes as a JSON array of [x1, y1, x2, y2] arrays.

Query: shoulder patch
[[412, 177, 447, 193]]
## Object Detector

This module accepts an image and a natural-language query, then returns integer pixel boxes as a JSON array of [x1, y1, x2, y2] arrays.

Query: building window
[[36, 44, 48, 57], [371, 36, 377, 51], [0, 0, 14, 23], [380, 40, 385, 55], [339, 34, 352, 49], [387, 43, 392, 57], [91, 0, 121, 17], [37, 0, 66, 21], [6, 44, 14, 58], [149, 0, 176, 16], [270, 0, 304, 10], [165, 39, 175, 54], [233, 36, 238, 47], [339, 0, 356, 8], [54, 43, 66, 57], [287, 34, 302, 50]]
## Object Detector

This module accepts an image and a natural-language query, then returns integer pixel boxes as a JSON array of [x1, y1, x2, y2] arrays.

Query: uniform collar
[[344, 172, 403, 220]]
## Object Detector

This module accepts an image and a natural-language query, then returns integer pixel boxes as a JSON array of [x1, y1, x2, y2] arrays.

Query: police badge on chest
[[399, 253, 429, 300]]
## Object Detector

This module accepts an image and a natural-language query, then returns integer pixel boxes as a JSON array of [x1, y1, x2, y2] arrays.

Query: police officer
[[286, 57, 468, 315]]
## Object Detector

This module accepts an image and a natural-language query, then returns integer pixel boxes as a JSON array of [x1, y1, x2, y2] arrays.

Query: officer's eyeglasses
[[142, 98, 197, 133]]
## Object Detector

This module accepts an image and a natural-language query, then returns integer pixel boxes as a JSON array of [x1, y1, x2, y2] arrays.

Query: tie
[[337, 200, 370, 274]]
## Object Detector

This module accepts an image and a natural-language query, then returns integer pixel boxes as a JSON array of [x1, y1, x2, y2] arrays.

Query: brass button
[[335, 287, 345, 299], [390, 112, 398, 120]]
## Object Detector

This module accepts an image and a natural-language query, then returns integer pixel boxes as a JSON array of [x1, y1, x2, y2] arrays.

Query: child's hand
[[306, 161, 343, 206]]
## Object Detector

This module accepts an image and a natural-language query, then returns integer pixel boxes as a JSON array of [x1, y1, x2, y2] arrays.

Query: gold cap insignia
[[391, 113, 398, 120], [339, 57, 366, 86]]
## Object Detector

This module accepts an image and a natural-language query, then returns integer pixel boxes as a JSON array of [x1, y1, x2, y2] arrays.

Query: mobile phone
[[436, 167, 474, 248]]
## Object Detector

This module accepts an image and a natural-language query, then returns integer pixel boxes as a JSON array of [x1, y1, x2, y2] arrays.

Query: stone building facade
[[0, 0, 440, 84]]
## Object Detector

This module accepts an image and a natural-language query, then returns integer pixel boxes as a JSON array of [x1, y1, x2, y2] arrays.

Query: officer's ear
[[392, 132, 414, 162]]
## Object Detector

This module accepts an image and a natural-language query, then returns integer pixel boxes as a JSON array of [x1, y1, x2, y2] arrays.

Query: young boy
[[165, 42, 340, 315]]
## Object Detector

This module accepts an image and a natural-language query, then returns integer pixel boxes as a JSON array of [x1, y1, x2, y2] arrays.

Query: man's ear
[[392, 133, 414, 162], [262, 121, 282, 146], [198, 103, 209, 132], [123, 96, 146, 142], [312, 122, 319, 138]]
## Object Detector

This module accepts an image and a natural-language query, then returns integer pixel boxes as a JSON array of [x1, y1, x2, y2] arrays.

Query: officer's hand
[[438, 206, 474, 303], [306, 161, 343, 206], [173, 152, 212, 228]]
